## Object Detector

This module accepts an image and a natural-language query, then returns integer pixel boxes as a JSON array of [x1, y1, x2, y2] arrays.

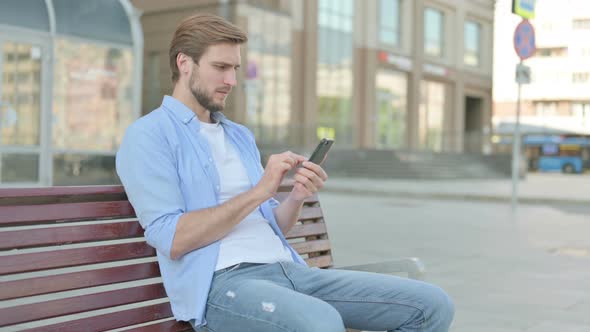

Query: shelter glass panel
[[52, 38, 133, 152], [1, 41, 42, 146], [53, 153, 118, 185], [53, 0, 133, 45], [0, 0, 50, 32], [0, 152, 38, 183]]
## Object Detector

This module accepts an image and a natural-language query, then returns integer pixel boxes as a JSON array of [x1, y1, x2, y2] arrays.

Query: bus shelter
[[0, 0, 143, 186]]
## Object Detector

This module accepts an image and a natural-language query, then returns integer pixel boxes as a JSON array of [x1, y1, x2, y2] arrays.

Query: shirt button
[[216, 185, 220, 191], [208, 158, 213, 163]]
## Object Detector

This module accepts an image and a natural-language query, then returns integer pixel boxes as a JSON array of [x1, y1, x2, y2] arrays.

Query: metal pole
[[511, 60, 523, 211]]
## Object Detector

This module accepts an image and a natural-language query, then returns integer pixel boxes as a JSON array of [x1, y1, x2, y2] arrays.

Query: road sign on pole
[[515, 63, 531, 84], [512, 0, 536, 19], [511, 19, 535, 211], [514, 19, 536, 60]]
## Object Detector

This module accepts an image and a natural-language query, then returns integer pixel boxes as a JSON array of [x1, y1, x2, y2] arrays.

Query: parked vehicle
[[524, 135, 589, 174]]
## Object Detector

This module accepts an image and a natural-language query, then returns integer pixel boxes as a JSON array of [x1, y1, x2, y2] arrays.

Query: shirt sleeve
[[116, 123, 184, 259]]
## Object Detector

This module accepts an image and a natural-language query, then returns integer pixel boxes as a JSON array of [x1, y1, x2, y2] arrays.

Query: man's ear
[[176, 53, 192, 77]]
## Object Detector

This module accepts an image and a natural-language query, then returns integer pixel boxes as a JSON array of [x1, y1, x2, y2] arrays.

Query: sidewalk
[[323, 173, 590, 205]]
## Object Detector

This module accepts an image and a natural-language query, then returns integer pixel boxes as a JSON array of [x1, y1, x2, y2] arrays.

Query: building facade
[[133, 0, 495, 155], [493, 0, 590, 137], [0, 0, 495, 187]]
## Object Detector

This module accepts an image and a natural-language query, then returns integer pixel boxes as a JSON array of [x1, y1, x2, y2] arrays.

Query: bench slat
[[0, 182, 334, 332], [273, 192, 318, 204], [0, 185, 125, 199], [123, 319, 193, 332], [285, 222, 327, 239], [0, 221, 143, 250], [305, 255, 333, 268], [0, 283, 167, 327], [290, 239, 331, 255], [24, 301, 174, 332], [0, 261, 160, 301], [298, 207, 323, 221], [0, 201, 135, 226], [0, 242, 155, 275]]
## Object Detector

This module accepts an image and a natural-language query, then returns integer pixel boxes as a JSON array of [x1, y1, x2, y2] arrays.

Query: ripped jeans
[[191, 261, 454, 332]]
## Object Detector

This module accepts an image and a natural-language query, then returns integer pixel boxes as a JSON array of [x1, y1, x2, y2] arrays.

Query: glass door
[[0, 36, 50, 186]]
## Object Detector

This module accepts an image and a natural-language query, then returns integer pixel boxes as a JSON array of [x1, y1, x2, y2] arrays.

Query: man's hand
[[256, 151, 306, 200], [290, 161, 328, 201], [272, 159, 328, 234]]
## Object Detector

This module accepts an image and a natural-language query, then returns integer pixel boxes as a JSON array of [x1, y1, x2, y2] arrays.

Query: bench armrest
[[335, 257, 425, 280]]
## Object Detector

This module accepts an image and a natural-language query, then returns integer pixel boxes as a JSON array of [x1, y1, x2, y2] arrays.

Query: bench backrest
[[0, 183, 332, 331]]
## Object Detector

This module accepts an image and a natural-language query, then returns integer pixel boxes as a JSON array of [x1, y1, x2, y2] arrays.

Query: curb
[[322, 187, 590, 206]]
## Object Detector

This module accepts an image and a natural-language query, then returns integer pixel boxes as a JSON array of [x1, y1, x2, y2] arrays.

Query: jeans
[[191, 261, 454, 332]]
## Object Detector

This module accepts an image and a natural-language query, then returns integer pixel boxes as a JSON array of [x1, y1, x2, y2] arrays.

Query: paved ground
[[319, 173, 590, 331], [323, 173, 590, 205]]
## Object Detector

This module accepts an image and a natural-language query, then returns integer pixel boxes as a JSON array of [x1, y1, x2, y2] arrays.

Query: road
[[319, 192, 590, 332]]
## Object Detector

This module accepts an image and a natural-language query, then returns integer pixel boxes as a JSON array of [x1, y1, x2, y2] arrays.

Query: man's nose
[[224, 70, 237, 86]]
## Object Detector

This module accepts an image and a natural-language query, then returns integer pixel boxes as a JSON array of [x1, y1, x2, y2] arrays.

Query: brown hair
[[169, 13, 248, 83]]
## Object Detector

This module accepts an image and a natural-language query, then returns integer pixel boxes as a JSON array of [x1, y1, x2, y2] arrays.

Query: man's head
[[169, 14, 247, 113]]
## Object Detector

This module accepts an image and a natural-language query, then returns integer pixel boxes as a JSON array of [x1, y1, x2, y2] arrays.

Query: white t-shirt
[[198, 121, 293, 270]]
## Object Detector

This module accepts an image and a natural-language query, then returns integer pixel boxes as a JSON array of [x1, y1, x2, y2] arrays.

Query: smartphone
[[308, 138, 334, 165]]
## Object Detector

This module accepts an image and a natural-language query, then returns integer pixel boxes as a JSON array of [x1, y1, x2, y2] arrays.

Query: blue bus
[[524, 135, 590, 174]]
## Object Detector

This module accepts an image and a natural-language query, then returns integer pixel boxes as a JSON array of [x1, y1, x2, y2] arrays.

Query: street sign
[[515, 63, 531, 84], [514, 19, 536, 60], [512, 0, 536, 19]]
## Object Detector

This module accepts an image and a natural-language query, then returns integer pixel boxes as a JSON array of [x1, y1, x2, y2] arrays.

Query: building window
[[464, 21, 481, 66], [245, 7, 292, 146], [424, 7, 443, 57], [379, 0, 401, 47], [537, 47, 568, 57], [572, 72, 590, 83], [535, 102, 557, 116], [317, 0, 354, 146], [375, 70, 407, 149], [419, 80, 445, 151], [572, 103, 590, 118], [572, 18, 590, 30]]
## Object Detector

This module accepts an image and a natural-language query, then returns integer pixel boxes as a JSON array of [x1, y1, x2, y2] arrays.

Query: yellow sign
[[512, 0, 536, 19], [316, 127, 335, 140]]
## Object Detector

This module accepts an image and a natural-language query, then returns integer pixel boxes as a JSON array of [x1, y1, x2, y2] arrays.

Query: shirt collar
[[161, 95, 227, 126]]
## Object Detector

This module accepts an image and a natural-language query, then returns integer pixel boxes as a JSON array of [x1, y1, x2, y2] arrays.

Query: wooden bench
[[0, 183, 424, 331]]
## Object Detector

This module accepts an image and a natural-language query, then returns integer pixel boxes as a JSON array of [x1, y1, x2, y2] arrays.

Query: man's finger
[[286, 156, 298, 168], [293, 182, 312, 196], [300, 161, 328, 181], [295, 167, 322, 187], [294, 174, 318, 193], [284, 151, 306, 164]]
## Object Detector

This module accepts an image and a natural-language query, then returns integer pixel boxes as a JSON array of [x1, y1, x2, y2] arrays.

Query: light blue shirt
[[116, 96, 306, 325]]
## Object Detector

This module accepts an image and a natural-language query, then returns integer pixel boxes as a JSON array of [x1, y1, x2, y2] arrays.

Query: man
[[117, 13, 454, 332]]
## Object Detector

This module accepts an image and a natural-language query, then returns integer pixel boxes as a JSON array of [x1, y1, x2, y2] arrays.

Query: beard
[[189, 69, 226, 113]]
